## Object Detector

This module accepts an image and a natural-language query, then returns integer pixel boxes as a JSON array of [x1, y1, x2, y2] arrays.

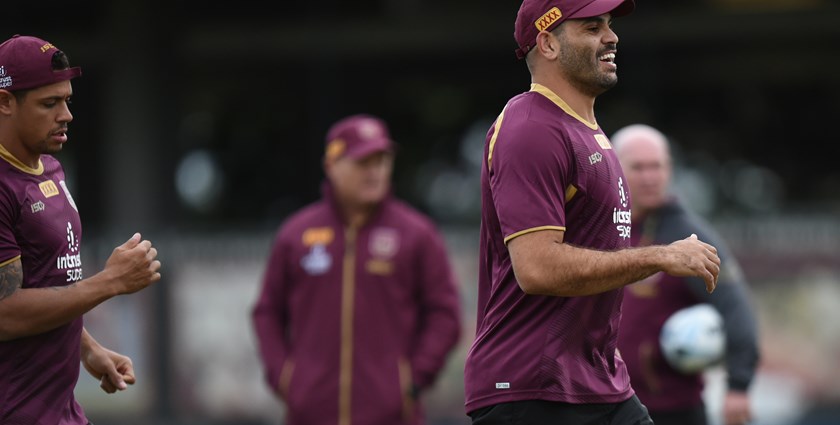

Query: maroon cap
[[514, 0, 635, 59], [0, 34, 81, 91], [325, 114, 395, 162]]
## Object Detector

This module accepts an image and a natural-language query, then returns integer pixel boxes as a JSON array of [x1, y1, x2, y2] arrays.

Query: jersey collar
[[530, 83, 599, 131], [0, 143, 44, 175]]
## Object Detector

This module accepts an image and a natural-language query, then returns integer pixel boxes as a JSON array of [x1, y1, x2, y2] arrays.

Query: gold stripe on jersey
[[504, 225, 566, 244], [487, 106, 508, 171], [0, 144, 44, 175], [530, 83, 599, 130], [0, 255, 21, 268], [565, 184, 578, 202]]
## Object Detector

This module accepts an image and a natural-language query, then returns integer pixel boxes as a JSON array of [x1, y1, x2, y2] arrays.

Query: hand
[[103, 233, 162, 295], [82, 343, 136, 394], [722, 390, 752, 425], [663, 234, 720, 293]]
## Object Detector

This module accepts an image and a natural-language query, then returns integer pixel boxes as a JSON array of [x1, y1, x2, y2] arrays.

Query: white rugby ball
[[660, 304, 726, 374]]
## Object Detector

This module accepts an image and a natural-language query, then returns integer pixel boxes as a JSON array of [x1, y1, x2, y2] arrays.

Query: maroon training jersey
[[464, 84, 634, 413], [0, 146, 87, 424]]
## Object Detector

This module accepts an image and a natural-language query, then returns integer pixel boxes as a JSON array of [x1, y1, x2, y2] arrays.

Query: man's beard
[[559, 44, 618, 97]]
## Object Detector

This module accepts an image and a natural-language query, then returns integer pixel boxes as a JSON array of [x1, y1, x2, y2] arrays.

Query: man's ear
[[535, 30, 560, 61], [323, 155, 335, 178], [0, 90, 14, 115]]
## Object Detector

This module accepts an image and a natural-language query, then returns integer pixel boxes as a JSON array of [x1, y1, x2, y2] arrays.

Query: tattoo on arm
[[0, 260, 23, 301]]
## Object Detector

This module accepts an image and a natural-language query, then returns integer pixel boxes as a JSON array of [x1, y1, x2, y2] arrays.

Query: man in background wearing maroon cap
[[252, 114, 462, 425], [464, 1, 723, 424], [0, 34, 162, 424]]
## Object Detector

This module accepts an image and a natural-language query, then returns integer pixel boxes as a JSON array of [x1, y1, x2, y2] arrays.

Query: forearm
[[514, 241, 665, 296], [81, 327, 101, 356], [0, 272, 116, 341], [509, 229, 719, 296]]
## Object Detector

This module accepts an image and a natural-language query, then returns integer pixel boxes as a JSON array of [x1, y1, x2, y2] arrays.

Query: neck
[[0, 139, 41, 170], [532, 73, 597, 124]]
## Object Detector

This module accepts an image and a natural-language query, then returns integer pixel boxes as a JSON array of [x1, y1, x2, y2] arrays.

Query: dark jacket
[[617, 198, 760, 412]]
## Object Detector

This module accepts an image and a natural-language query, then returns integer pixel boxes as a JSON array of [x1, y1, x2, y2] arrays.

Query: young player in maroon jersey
[[0, 34, 162, 424]]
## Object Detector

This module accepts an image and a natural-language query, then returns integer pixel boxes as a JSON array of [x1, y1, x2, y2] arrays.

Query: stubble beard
[[559, 44, 618, 97], [39, 138, 64, 155]]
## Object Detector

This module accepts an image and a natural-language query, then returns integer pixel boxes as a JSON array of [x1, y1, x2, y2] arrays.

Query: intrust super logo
[[58, 221, 83, 282], [0, 66, 9, 89], [534, 7, 562, 31], [614, 176, 631, 239]]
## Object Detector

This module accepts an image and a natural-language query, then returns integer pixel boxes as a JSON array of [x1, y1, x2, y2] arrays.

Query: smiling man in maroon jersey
[[464, 1, 724, 424]]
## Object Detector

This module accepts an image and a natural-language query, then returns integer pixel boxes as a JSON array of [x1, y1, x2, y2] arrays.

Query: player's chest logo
[[39, 180, 59, 198], [366, 228, 399, 277], [300, 227, 335, 276], [30, 200, 45, 214], [613, 176, 631, 239], [369, 227, 399, 259], [301, 244, 332, 276]]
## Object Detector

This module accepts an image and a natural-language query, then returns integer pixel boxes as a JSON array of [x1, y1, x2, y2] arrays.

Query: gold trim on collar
[[0, 144, 44, 175], [530, 83, 599, 130], [487, 106, 507, 171]]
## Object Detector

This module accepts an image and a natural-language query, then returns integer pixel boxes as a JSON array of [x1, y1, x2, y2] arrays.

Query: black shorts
[[469, 395, 654, 425], [648, 404, 708, 425]]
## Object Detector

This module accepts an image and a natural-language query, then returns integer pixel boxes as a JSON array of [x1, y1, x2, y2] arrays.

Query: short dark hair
[[51, 50, 72, 71]]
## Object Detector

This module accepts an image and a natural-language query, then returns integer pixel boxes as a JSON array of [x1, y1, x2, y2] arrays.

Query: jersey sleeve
[[489, 118, 575, 244], [0, 184, 22, 265]]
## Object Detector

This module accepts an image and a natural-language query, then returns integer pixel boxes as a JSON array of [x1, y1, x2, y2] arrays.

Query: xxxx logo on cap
[[535, 7, 563, 31]]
